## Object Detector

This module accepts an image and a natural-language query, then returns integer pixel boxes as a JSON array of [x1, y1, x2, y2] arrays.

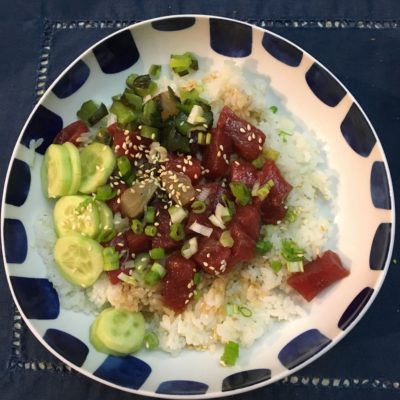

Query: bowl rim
[[1, 13, 396, 399]]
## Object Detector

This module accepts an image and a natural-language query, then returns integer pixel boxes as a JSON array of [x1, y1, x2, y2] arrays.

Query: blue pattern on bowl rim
[[1, 15, 395, 398]]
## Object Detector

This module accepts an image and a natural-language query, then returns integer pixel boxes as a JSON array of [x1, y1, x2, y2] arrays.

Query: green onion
[[145, 225, 157, 237], [145, 206, 156, 224], [150, 261, 166, 278], [149, 247, 165, 260], [95, 129, 112, 145], [278, 130, 293, 143], [251, 155, 265, 169], [133, 253, 151, 271], [191, 200, 206, 214], [144, 262, 166, 286], [102, 247, 119, 271], [131, 219, 144, 234], [221, 194, 236, 217], [193, 289, 202, 301], [229, 182, 251, 206], [197, 132, 205, 145], [117, 272, 136, 285], [170, 52, 198, 76], [149, 64, 161, 79], [256, 179, 274, 201], [168, 205, 188, 224], [144, 270, 161, 286], [269, 105, 278, 114], [225, 303, 238, 316], [170, 222, 185, 241], [238, 306, 252, 318], [77, 100, 108, 126], [281, 239, 305, 262], [179, 88, 202, 102], [144, 331, 159, 350], [256, 240, 273, 254], [263, 148, 280, 161], [140, 125, 159, 141], [219, 230, 234, 248], [220, 341, 239, 367], [284, 208, 298, 223], [287, 261, 304, 273], [117, 156, 132, 178], [110, 101, 138, 124], [193, 271, 202, 285], [270, 260, 282, 273], [123, 172, 136, 186], [187, 104, 205, 125], [205, 132, 212, 145], [181, 237, 198, 259], [95, 185, 117, 201]]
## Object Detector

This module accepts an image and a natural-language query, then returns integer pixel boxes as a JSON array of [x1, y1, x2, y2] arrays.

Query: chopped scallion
[[117, 156, 132, 178], [287, 260, 304, 273], [170, 222, 185, 241], [229, 182, 251, 206], [269, 105, 278, 113], [181, 237, 198, 259], [145, 206, 156, 223], [168, 205, 188, 224], [220, 341, 239, 367], [145, 225, 157, 237], [219, 230, 234, 248], [284, 208, 298, 223], [191, 200, 206, 214], [193, 271, 202, 285], [270, 260, 282, 273], [110, 101, 137, 124], [149, 247, 165, 260], [131, 219, 144, 234], [133, 253, 151, 271], [95, 185, 117, 201], [256, 240, 273, 254], [144, 331, 159, 350], [256, 179, 274, 201], [281, 239, 305, 262], [238, 306, 252, 318]]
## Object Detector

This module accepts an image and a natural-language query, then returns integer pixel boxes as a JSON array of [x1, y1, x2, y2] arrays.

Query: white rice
[[35, 60, 336, 355]]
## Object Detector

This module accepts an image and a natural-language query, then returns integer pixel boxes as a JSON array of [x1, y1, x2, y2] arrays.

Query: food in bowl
[[38, 53, 349, 364]]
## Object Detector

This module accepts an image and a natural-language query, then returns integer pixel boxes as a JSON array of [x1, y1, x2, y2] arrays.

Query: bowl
[[1, 15, 395, 398]]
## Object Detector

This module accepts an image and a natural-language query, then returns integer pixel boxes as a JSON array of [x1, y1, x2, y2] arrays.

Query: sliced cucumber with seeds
[[79, 143, 116, 194], [95, 200, 115, 242], [54, 233, 103, 288], [53, 195, 100, 238], [90, 307, 145, 355], [41, 144, 72, 198], [63, 142, 82, 195]]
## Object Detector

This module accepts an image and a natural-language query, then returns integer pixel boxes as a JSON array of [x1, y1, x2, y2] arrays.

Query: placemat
[[1, 1, 399, 399]]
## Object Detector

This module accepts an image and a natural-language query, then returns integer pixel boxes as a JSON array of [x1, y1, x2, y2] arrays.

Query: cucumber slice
[[54, 233, 103, 287], [79, 143, 116, 194], [63, 142, 82, 195], [95, 200, 115, 242], [53, 195, 100, 238], [90, 307, 145, 355], [41, 144, 72, 198]]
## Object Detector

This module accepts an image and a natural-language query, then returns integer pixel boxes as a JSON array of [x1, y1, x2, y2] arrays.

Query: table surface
[[1, 1, 399, 399]]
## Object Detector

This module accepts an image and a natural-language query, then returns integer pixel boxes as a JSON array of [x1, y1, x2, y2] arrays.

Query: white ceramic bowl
[[1, 15, 395, 398]]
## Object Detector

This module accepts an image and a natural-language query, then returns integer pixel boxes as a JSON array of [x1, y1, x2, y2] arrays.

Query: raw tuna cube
[[217, 106, 266, 161], [162, 253, 197, 312]]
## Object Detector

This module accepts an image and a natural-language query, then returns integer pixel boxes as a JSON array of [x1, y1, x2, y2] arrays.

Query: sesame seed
[[240, 127, 246, 133], [217, 151, 221, 157], [247, 136, 252, 142], [247, 124, 251, 131], [203, 262, 209, 267], [258, 137, 263, 144]]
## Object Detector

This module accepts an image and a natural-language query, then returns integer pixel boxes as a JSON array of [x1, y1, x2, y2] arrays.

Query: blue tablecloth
[[1, 1, 400, 399]]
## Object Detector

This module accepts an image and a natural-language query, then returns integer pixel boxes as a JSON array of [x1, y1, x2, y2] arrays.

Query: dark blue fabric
[[1, 1, 400, 399]]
